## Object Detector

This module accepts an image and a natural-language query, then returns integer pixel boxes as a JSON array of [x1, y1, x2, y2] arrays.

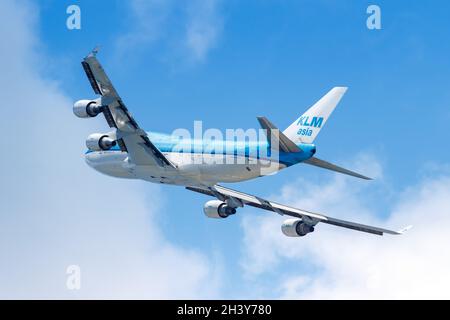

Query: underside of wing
[[187, 184, 409, 236], [81, 51, 176, 169]]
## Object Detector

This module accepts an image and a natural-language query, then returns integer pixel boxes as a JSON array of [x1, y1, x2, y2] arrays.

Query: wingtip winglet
[[86, 46, 100, 59], [397, 225, 413, 234]]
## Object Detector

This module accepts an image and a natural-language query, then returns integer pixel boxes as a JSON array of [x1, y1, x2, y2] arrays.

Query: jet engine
[[281, 218, 315, 237], [86, 133, 117, 151], [203, 200, 237, 219], [73, 99, 102, 118]]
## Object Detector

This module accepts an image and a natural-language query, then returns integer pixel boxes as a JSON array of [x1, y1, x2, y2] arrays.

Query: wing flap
[[83, 52, 119, 97], [81, 61, 102, 95]]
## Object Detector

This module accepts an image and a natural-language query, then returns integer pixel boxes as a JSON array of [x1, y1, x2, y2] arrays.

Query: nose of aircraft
[[84, 151, 100, 169]]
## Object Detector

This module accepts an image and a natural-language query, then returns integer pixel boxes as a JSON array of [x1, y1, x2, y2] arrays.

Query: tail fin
[[283, 87, 348, 144]]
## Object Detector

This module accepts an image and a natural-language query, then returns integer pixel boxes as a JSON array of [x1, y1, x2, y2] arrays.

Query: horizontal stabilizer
[[303, 156, 372, 180], [257, 116, 302, 153]]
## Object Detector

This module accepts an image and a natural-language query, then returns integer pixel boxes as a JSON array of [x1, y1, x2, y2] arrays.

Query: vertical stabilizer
[[283, 87, 347, 144]]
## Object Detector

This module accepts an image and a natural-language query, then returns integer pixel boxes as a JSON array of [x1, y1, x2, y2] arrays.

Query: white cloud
[[0, 0, 220, 299], [240, 154, 450, 299], [115, 0, 172, 56], [184, 0, 223, 63], [116, 0, 223, 64]]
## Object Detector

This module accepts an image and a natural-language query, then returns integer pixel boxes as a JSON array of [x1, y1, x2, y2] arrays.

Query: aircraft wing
[[187, 184, 410, 236], [82, 50, 176, 168]]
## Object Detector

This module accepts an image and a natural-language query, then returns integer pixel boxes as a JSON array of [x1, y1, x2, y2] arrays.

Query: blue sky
[[46, 0, 450, 182], [1, 0, 450, 298]]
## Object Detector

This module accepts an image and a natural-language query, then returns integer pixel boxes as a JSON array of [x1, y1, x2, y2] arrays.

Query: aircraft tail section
[[303, 156, 372, 180], [283, 87, 347, 144]]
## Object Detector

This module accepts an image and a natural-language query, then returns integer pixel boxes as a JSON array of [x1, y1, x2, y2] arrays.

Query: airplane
[[74, 50, 410, 238]]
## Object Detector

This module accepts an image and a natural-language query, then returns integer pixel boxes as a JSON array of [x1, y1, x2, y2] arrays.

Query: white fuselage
[[85, 150, 284, 187], [84, 132, 316, 187]]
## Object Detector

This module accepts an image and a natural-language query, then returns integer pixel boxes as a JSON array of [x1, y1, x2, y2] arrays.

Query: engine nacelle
[[203, 200, 237, 219], [86, 133, 117, 151], [281, 218, 315, 237], [73, 99, 102, 118]]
